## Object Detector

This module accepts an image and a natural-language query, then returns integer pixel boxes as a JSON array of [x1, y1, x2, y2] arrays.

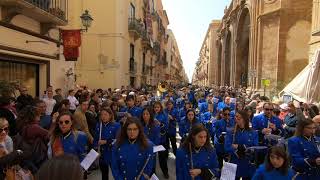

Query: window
[[130, 77, 135, 87], [142, 53, 146, 73], [130, 44, 135, 72], [130, 44, 134, 58], [130, 3, 135, 18]]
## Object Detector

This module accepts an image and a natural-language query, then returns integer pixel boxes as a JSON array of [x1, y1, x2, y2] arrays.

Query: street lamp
[[80, 10, 93, 32]]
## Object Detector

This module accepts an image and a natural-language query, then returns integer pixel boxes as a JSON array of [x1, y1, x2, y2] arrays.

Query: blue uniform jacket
[[252, 164, 294, 180], [252, 113, 284, 145], [93, 121, 120, 164], [212, 118, 235, 153], [288, 136, 320, 179], [217, 102, 235, 111], [225, 129, 258, 178], [125, 106, 142, 118], [198, 102, 208, 114], [179, 117, 200, 139], [200, 112, 216, 137], [143, 124, 161, 145], [176, 147, 219, 180], [164, 108, 179, 136], [155, 112, 169, 144], [111, 140, 154, 180], [62, 131, 88, 161]]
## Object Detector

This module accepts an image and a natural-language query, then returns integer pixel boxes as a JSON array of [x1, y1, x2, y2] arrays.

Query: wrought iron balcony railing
[[0, 0, 68, 25], [129, 59, 137, 74], [128, 17, 143, 39]]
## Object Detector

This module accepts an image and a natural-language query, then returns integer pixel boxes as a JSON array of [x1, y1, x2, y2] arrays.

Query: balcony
[[152, 41, 160, 57], [141, 29, 151, 49], [0, 0, 68, 26], [151, 11, 159, 21], [156, 56, 168, 67], [128, 17, 143, 40], [129, 59, 137, 74]]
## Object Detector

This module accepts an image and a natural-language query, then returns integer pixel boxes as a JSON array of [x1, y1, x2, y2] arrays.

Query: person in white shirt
[[43, 91, 56, 115], [67, 89, 79, 114]]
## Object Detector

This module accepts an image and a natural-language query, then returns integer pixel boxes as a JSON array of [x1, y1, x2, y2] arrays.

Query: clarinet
[[136, 154, 151, 180], [189, 143, 195, 180]]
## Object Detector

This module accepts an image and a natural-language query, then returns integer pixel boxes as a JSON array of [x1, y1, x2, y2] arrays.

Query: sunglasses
[[264, 108, 274, 111], [223, 113, 230, 116], [0, 127, 9, 133], [59, 120, 70, 125]]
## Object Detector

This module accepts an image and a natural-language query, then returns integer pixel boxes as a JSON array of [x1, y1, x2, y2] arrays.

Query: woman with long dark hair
[[153, 101, 170, 178], [111, 117, 154, 180], [93, 108, 120, 180], [176, 124, 219, 180], [179, 109, 200, 143], [140, 107, 160, 145], [288, 119, 320, 179], [252, 146, 294, 180], [49, 112, 88, 161], [224, 110, 258, 180]]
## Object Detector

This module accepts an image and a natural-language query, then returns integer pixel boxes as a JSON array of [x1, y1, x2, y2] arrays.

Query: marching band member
[[252, 146, 294, 180], [93, 108, 120, 180], [124, 95, 142, 118], [153, 101, 170, 178], [200, 101, 217, 138], [178, 101, 193, 123], [224, 110, 259, 180], [288, 119, 320, 179], [212, 107, 235, 168], [179, 109, 200, 143], [217, 96, 235, 112], [140, 107, 160, 146], [164, 100, 179, 155], [111, 117, 154, 180], [50, 112, 88, 160], [176, 124, 219, 180], [252, 102, 284, 165]]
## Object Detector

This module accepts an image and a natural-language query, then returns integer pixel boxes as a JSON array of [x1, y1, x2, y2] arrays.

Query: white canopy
[[280, 49, 320, 103]]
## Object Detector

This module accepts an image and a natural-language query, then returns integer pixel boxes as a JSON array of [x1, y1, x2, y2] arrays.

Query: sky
[[162, 0, 232, 82]]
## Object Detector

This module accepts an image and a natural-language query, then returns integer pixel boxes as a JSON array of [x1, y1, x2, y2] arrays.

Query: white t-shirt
[[43, 98, 56, 115], [68, 95, 79, 110]]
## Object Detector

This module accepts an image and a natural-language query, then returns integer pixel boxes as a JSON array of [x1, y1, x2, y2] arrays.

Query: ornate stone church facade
[[212, 0, 313, 93]]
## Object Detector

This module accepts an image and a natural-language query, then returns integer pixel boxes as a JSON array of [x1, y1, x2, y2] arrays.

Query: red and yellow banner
[[61, 30, 81, 61]]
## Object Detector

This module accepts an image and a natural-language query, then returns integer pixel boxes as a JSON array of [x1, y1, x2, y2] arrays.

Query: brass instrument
[[158, 81, 168, 93]]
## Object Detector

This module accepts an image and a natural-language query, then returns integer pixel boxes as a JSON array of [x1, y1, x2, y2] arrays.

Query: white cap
[[129, 91, 135, 96], [279, 103, 289, 110], [115, 89, 121, 92]]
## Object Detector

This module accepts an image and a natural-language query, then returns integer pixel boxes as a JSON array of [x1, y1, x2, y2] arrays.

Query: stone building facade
[[0, 0, 72, 97], [193, 20, 221, 87], [213, 0, 313, 94], [70, 0, 187, 89]]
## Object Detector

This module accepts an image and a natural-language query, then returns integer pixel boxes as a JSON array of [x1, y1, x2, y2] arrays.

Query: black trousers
[[99, 159, 109, 180], [158, 142, 169, 176], [168, 135, 177, 156]]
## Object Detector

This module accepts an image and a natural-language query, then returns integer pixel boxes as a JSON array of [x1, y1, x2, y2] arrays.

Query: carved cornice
[[264, 0, 278, 4]]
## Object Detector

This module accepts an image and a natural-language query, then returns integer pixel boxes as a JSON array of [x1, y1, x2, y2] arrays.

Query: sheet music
[[153, 145, 166, 153], [80, 149, 100, 171], [220, 161, 237, 180], [150, 174, 159, 180]]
